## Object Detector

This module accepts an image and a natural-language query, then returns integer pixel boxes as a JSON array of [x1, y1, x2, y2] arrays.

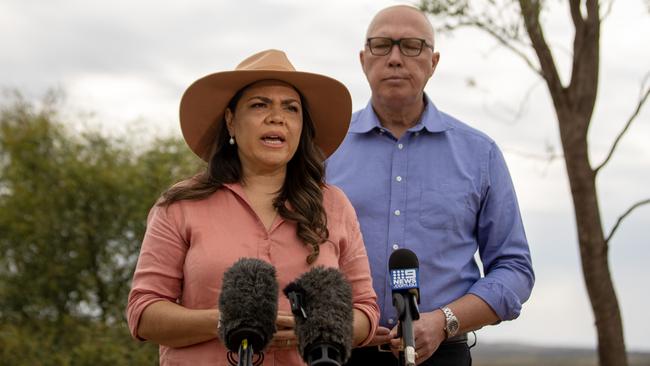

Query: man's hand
[[389, 310, 446, 365], [412, 310, 447, 364]]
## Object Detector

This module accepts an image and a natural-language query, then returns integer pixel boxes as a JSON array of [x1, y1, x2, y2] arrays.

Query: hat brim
[[180, 69, 352, 162]]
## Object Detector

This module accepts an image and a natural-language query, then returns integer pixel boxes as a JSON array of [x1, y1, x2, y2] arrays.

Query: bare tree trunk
[[518, 1, 627, 364], [557, 110, 628, 366], [420, 1, 635, 363]]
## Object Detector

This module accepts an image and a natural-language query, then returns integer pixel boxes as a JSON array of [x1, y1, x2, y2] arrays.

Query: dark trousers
[[345, 342, 471, 366]]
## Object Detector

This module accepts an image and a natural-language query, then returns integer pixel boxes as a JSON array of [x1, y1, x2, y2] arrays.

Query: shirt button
[[394, 210, 401, 216], [392, 244, 399, 250], [397, 143, 404, 150], [395, 176, 402, 182], [388, 318, 395, 325], [415, 131, 420, 136]]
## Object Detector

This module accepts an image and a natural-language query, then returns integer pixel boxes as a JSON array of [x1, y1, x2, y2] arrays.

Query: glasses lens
[[400, 39, 423, 56], [369, 38, 392, 55]]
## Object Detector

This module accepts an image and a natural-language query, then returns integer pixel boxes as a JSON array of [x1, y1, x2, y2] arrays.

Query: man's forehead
[[366, 6, 434, 39]]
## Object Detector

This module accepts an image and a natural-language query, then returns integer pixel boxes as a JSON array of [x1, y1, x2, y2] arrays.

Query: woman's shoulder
[[322, 183, 355, 214], [155, 178, 226, 211], [322, 183, 345, 200]]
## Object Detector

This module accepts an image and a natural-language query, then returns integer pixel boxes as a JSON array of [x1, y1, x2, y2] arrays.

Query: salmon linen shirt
[[127, 183, 379, 366]]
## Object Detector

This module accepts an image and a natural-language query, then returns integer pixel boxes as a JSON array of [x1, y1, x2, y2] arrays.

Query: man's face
[[361, 7, 440, 109]]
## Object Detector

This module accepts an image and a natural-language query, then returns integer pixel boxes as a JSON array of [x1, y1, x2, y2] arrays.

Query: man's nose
[[387, 43, 403, 67]]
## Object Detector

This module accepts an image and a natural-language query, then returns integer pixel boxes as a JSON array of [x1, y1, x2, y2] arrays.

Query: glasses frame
[[366, 37, 434, 57]]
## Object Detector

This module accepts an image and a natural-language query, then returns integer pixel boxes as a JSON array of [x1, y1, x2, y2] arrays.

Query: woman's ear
[[225, 108, 234, 136]]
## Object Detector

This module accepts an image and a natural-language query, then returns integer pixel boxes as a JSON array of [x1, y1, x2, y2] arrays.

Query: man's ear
[[430, 52, 441, 77]]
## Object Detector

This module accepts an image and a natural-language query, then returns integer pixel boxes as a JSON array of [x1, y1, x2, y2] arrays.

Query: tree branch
[[483, 79, 544, 125], [518, 0, 566, 106], [606, 199, 650, 244], [467, 20, 543, 77], [568, 0, 600, 121], [569, 0, 585, 28], [594, 72, 650, 174], [601, 0, 616, 21]]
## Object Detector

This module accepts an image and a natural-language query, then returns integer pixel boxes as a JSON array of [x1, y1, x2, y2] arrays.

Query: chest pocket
[[419, 182, 474, 231]]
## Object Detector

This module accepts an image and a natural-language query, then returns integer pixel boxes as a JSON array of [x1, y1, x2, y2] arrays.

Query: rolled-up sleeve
[[126, 202, 189, 339], [468, 143, 535, 321], [332, 186, 380, 346]]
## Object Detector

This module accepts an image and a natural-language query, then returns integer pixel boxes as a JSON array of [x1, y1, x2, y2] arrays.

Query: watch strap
[[440, 306, 459, 338]]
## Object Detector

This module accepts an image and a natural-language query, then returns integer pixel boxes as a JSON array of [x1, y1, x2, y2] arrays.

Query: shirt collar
[[349, 94, 452, 134]]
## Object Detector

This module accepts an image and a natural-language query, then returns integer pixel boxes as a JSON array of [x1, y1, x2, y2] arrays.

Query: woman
[[126, 49, 379, 365]]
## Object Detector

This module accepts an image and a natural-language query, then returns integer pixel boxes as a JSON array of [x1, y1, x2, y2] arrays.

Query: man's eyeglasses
[[366, 37, 434, 57]]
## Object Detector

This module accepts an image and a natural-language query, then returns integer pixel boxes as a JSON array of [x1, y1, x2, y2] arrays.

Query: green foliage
[[0, 93, 204, 364], [0, 318, 159, 365]]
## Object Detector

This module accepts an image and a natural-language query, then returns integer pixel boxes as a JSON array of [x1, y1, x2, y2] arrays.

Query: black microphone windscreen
[[389, 248, 420, 302], [389, 248, 419, 270], [283, 266, 353, 363], [219, 258, 278, 353]]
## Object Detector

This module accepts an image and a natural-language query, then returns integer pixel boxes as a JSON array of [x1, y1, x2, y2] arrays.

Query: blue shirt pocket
[[419, 182, 472, 231]]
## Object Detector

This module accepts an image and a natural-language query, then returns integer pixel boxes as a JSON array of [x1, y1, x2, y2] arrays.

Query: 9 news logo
[[390, 268, 419, 290]]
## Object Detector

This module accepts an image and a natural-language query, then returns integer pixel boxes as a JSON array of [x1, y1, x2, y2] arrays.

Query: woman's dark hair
[[159, 84, 329, 264]]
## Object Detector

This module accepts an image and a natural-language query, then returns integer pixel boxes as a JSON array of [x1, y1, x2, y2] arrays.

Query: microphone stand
[[393, 291, 420, 366], [226, 339, 263, 366], [237, 340, 253, 366]]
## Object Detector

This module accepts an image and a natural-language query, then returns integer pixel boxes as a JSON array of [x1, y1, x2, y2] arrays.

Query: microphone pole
[[393, 290, 419, 366], [389, 249, 421, 366], [237, 339, 253, 366]]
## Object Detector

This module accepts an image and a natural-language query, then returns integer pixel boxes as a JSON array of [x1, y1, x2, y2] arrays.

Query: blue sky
[[1, 0, 648, 351]]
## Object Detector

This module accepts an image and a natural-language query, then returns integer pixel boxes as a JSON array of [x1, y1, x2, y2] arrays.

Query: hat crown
[[236, 49, 296, 72]]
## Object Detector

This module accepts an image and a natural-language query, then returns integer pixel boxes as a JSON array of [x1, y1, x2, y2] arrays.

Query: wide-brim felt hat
[[180, 49, 352, 161]]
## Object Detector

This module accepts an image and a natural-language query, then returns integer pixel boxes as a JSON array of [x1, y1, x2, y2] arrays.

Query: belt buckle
[[377, 343, 393, 352]]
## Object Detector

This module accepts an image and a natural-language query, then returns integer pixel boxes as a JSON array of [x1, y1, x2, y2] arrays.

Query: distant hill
[[472, 342, 650, 366]]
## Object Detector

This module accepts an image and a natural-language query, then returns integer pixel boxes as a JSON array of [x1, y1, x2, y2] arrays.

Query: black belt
[[443, 333, 468, 344], [376, 333, 468, 352]]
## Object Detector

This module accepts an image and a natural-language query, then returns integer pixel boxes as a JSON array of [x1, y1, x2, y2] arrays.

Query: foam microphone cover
[[388, 248, 419, 271], [218, 258, 278, 352], [389, 248, 420, 301], [283, 266, 353, 363]]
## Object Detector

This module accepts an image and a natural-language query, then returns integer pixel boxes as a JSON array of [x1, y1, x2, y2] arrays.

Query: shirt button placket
[[387, 139, 408, 315]]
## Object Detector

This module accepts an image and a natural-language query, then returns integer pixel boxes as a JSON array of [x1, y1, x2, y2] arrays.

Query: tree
[[419, 1, 649, 366], [0, 93, 203, 365]]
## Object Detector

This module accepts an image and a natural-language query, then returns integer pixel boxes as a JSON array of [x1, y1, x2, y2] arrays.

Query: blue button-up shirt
[[326, 97, 534, 326]]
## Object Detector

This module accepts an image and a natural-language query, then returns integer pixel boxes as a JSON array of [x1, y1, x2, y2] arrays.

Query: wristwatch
[[440, 306, 460, 339]]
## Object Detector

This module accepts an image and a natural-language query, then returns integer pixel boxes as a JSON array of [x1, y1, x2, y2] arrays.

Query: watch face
[[448, 319, 459, 334]]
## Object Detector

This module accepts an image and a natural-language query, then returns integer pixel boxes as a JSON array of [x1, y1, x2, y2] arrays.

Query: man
[[326, 5, 535, 366]]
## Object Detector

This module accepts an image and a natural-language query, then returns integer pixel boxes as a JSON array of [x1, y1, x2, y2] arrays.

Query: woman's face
[[225, 80, 303, 176]]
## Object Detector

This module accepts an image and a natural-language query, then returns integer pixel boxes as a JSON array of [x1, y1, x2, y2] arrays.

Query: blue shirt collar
[[349, 94, 453, 134]]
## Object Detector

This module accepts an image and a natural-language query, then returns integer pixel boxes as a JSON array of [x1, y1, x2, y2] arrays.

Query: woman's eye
[[287, 105, 300, 113]]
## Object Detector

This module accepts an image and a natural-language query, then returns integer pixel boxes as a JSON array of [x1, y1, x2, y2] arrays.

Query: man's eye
[[402, 40, 421, 49], [251, 102, 266, 108]]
